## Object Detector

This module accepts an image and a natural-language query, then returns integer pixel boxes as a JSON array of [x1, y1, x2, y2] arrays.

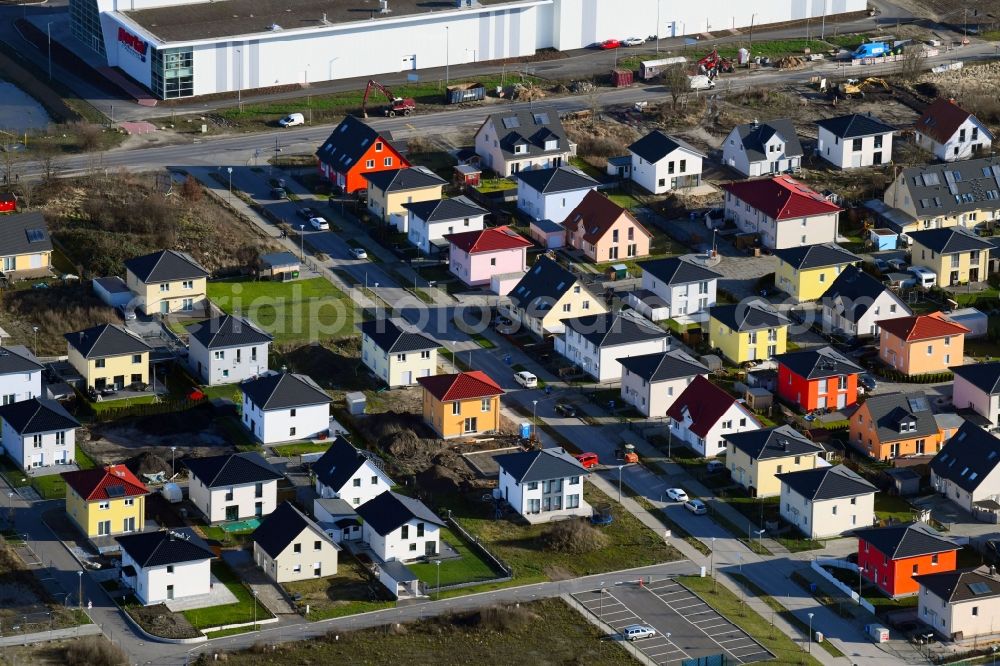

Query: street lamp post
[[655, 0, 661, 53], [747, 14, 757, 69], [227, 167, 233, 203], [710, 536, 716, 591], [617, 465, 624, 503], [435, 560, 442, 598], [445, 27, 450, 85], [252, 589, 258, 630], [599, 586, 605, 619], [755, 529, 765, 551], [807, 612, 814, 653], [532, 400, 538, 443], [77, 571, 83, 611], [170, 446, 176, 477], [32, 326, 38, 356], [299, 224, 306, 260], [47, 22, 53, 80], [6, 491, 13, 524], [235, 49, 243, 111]]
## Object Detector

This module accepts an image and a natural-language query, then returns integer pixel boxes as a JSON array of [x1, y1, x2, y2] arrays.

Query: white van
[[278, 113, 305, 127], [688, 75, 715, 90], [907, 266, 937, 289]]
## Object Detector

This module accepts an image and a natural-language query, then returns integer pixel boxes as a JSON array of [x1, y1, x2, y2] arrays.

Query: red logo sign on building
[[118, 27, 148, 62]]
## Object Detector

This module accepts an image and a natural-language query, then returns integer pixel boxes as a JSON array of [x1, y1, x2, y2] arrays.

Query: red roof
[[915, 98, 974, 144], [61, 464, 148, 501], [666, 375, 754, 438], [721, 175, 842, 220], [563, 190, 652, 244], [877, 312, 970, 342], [417, 371, 504, 402], [445, 226, 533, 254]]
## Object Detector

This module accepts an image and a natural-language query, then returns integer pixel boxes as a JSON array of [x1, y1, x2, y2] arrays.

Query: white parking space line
[[672, 602, 707, 610]]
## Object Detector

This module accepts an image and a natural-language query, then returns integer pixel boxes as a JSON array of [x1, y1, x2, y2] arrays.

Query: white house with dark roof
[[117, 529, 215, 606], [629, 256, 722, 321], [252, 501, 339, 583], [915, 566, 1000, 639], [360, 318, 438, 388], [628, 130, 705, 194], [313, 436, 393, 506], [124, 249, 209, 315], [185, 452, 283, 523], [722, 119, 803, 177], [516, 166, 598, 223], [495, 448, 590, 523], [619, 349, 709, 418], [356, 490, 445, 562], [185, 315, 272, 386], [951, 361, 1000, 427], [0, 346, 42, 405], [816, 113, 896, 169], [554, 311, 669, 382], [501, 256, 608, 339], [820, 265, 912, 338], [403, 196, 488, 256], [474, 108, 574, 177], [777, 464, 877, 538], [240, 372, 332, 444], [0, 397, 79, 471], [914, 98, 993, 162], [668, 375, 761, 458], [930, 422, 1000, 514]]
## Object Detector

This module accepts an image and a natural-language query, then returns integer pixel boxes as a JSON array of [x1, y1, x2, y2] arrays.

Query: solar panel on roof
[[532, 113, 550, 125], [501, 117, 520, 129], [907, 397, 929, 412], [25, 229, 44, 243], [105, 485, 126, 498], [969, 582, 992, 595], [922, 173, 940, 186]]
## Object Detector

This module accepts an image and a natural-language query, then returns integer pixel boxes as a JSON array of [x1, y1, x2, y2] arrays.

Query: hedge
[[874, 368, 952, 384]]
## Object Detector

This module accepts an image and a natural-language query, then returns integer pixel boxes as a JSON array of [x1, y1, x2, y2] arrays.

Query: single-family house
[[62, 464, 148, 545], [773, 243, 861, 302], [185, 315, 272, 386], [312, 497, 361, 544], [65, 324, 151, 393], [118, 529, 214, 606], [364, 166, 446, 232], [446, 226, 532, 287], [0, 346, 42, 405], [124, 250, 208, 315], [404, 196, 488, 256], [930, 422, 1000, 514], [501, 256, 608, 338], [914, 98, 993, 162], [628, 257, 722, 321], [356, 490, 445, 562], [722, 119, 804, 177], [252, 501, 339, 583], [916, 566, 1000, 640], [313, 436, 393, 506], [856, 522, 960, 598], [722, 175, 842, 250], [240, 372, 332, 444], [495, 447, 590, 523], [724, 425, 824, 498], [909, 228, 993, 287], [774, 346, 864, 412], [554, 311, 669, 382], [668, 375, 761, 458], [708, 300, 790, 364], [185, 452, 283, 523], [628, 130, 705, 194], [0, 398, 79, 471], [316, 115, 408, 193], [619, 349, 709, 418], [474, 108, 573, 177], [878, 313, 969, 376], [951, 361, 1000, 427], [820, 265, 912, 338], [359, 319, 438, 388], [0, 212, 52, 280], [563, 191, 653, 262], [850, 392, 942, 461], [777, 464, 877, 538], [816, 113, 896, 169], [516, 166, 598, 223], [416, 371, 503, 439]]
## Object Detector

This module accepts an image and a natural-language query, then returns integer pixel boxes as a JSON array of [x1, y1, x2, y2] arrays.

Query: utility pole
[[656, 0, 661, 53], [47, 22, 53, 80], [445, 26, 450, 85], [747, 14, 756, 69]]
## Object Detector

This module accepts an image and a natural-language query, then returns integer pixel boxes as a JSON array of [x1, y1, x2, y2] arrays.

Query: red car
[[574, 452, 600, 469], [598, 39, 621, 50]]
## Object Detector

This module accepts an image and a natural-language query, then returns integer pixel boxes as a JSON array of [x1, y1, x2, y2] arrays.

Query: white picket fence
[[810, 558, 877, 614]]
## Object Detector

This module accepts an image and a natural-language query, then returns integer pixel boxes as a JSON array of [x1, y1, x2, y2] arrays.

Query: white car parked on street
[[665, 488, 688, 502], [513, 371, 538, 388], [309, 217, 330, 231]]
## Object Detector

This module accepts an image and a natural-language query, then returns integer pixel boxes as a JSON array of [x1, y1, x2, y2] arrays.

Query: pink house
[[446, 226, 533, 287], [563, 191, 653, 263]]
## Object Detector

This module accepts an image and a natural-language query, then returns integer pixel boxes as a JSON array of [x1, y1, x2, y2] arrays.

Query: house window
[[481, 398, 491, 412], [314, 540, 322, 551], [95, 359, 106, 369], [582, 300, 590, 310], [294, 543, 301, 553], [159, 283, 169, 292], [375, 142, 383, 152], [251, 348, 258, 361], [927, 345, 933, 356], [850, 497, 856, 505], [794, 456, 801, 464], [401, 525, 409, 539], [944, 337, 950, 347], [213, 351, 224, 360], [409, 543, 417, 551], [562, 303, 572, 312], [396, 353, 407, 362], [384, 157, 392, 167], [99, 501, 109, 510], [567, 494, 580, 508], [974, 606, 980, 616], [776, 465, 783, 474], [255, 482, 263, 498], [874, 135, 883, 149], [290, 408, 297, 417], [463, 417, 478, 432], [452, 402, 461, 415], [124, 498, 134, 506], [167, 565, 174, 573], [365, 159, 374, 168], [290, 427, 297, 437], [353, 478, 362, 487], [832, 505, 837, 515], [420, 350, 431, 359], [528, 482, 538, 490], [131, 354, 142, 364], [490, 258, 496, 266], [852, 138, 863, 151], [569, 476, 580, 485], [417, 522, 425, 537], [668, 162, 675, 174], [32, 434, 42, 448], [182, 280, 193, 290], [932, 554, 939, 565], [371, 476, 378, 485], [225, 489, 234, 501]]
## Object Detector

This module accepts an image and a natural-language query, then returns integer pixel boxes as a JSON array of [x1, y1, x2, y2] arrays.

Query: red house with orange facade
[[774, 345, 863, 413], [855, 522, 959, 598], [315, 116, 409, 194]]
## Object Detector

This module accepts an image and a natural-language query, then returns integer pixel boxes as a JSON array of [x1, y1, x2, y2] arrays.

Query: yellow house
[[0, 211, 53, 279], [908, 228, 992, 288], [364, 167, 446, 232], [124, 249, 208, 315], [709, 300, 790, 364], [65, 324, 151, 391], [724, 425, 824, 497], [62, 464, 148, 544], [882, 157, 998, 234], [416, 371, 503, 440], [503, 256, 609, 339], [774, 243, 860, 302]]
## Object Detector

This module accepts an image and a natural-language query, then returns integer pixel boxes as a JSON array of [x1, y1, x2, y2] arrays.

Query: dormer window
[[514, 143, 527, 155], [544, 138, 558, 151]]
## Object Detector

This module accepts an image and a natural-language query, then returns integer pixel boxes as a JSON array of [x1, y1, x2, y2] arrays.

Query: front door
[[401, 370, 413, 385], [113, 375, 125, 390], [401, 54, 415, 71], [226, 506, 238, 521], [166, 585, 174, 600], [817, 396, 827, 409], [160, 301, 169, 314], [254, 502, 263, 518], [837, 393, 847, 409], [425, 541, 437, 557], [971, 268, 980, 282]]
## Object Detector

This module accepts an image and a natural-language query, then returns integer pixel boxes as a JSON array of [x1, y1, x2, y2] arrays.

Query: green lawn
[[874, 494, 915, 524], [475, 178, 518, 194], [606, 192, 641, 211], [88, 394, 159, 414], [285, 560, 395, 621], [24, 446, 97, 500], [183, 561, 274, 630], [471, 333, 496, 349], [950, 286, 1000, 308], [714, 38, 837, 60], [271, 441, 333, 456], [408, 528, 501, 590], [569, 156, 605, 180]]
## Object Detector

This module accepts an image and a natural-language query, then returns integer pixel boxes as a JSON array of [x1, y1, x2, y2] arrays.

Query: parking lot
[[574, 579, 773, 666]]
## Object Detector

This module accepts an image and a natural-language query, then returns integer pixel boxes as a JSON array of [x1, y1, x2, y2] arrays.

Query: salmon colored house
[[315, 116, 409, 194], [563, 191, 652, 263], [856, 522, 959, 598], [878, 312, 969, 376], [774, 346, 863, 413], [416, 371, 503, 440], [849, 392, 943, 461]]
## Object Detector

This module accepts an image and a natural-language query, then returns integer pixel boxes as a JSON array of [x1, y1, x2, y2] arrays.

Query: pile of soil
[[569, 80, 595, 94], [774, 56, 806, 69], [127, 605, 200, 639], [125, 451, 172, 477], [508, 83, 546, 101]]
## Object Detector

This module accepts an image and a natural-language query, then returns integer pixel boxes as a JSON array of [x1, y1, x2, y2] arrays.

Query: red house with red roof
[[773, 345, 864, 412], [855, 522, 960, 597], [445, 226, 533, 290], [61, 464, 149, 548], [721, 175, 842, 250], [666, 375, 762, 457], [315, 116, 409, 194], [416, 371, 503, 439]]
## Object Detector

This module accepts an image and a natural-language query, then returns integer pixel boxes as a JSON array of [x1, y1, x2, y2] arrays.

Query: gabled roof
[[184, 452, 283, 489], [628, 130, 706, 163], [362, 166, 445, 193], [185, 315, 272, 350], [355, 490, 444, 536], [313, 436, 390, 492], [561, 311, 667, 349], [315, 116, 400, 174], [914, 566, 1000, 603], [711, 300, 789, 332], [252, 501, 337, 559], [667, 375, 757, 438], [117, 530, 214, 568], [773, 243, 860, 270], [617, 349, 708, 383], [0, 346, 43, 375], [724, 424, 823, 461], [821, 265, 908, 324], [416, 371, 503, 402], [894, 156, 1000, 219], [721, 176, 842, 220], [0, 211, 52, 257], [259, 251, 299, 269], [124, 250, 208, 284], [816, 113, 896, 139], [403, 196, 487, 223], [61, 464, 148, 502], [516, 166, 598, 194], [930, 422, 1000, 493], [854, 522, 958, 560], [445, 226, 533, 254], [495, 447, 587, 484], [562, 191, 652, 245], [64, 324, 151, 359], [508, 256, 593, 313], [0, 397, 79, 435], [240, 372, 331, 410], [861, 392, 939, 443], [773, 346, 863, 380], [359, 318, 438, 354], [732, 119, 804, 162], [877, 312, 970, 342], [951, 361, 1000, 396], [482, 108, 570, 159], [915, 98, 988, 145], [908, 228, 994, 255], [638, 256, 722, 286], [776, 464, 877, 501]]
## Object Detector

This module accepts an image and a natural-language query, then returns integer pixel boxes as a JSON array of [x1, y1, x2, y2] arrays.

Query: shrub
[[542, 519, 608, 554], [65, 637, 128, 666]]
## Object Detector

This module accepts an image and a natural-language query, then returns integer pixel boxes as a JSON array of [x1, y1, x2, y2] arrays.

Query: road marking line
[[717, 637, 753, 644]]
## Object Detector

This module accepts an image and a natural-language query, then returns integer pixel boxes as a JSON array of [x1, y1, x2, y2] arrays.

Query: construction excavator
[[697, 49, 735, 79], [361, 79, 416, 118], [832, 77, 890, 99]]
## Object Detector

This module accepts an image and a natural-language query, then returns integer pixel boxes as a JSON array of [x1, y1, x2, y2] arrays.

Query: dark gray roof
[[0, 398, 79, 435], [773, 346, 863, 380], [711, 300, 789, 332], [896, 156, 1000, 219], [773, 243, 860, 270], [628, 289, 669, 309], [363, 166, 446, 193], [402, 196, 486, 223], [240, 372, 331, 410], [184, 452, 283, 488], [186, 315, 272, 350], [628, 130, 706, 163], [617, 349, 708, 383], [862, 392, 938, 443], [495, 448, 587, 484], [724, 424, 822, 461], [951, 361, 1000, 395], [816, 113, 896, 138], [638, 257, 722, 286], [776, 464, 877, 501], [259, 252, 299, 269], [821, 265, 905, 324], [360, 319, 437, 354], [931, 422, 1000, 493], [124, 250, 208, 283], [517, 166, 597, 194], [0, 346, 42, 375], [914, 566, 1000, 603], [117, 529, 214, 568], [0, 211, 51, 258], [733, 119, 803, 162], [253, 501, 334, 559], [483, 108, 570, 159], [64, 324, 151, 359], [854, 522, 958, 559], [531, 218, 564, 233], [355, 491, 444, 537], [908, 228, 994, 255], [315, 115, 391, 174], [562, 311, 666, 349], [508, 256, 594, 313], [380, 558, 419, 582], [313, 436, 386, 492], [93, 277, 129, 294]]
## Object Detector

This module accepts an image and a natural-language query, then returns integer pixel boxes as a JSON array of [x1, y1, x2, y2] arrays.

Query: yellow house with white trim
[[65, 324, 151, 391], [774, 244, 860, 302], [0, 212, 52, 280], [62, 464, 148, 545], [724, 425, 824, 498], [124, 250, 208, 315], [709, 301, 789, 365], [502, 256, 609, 339], [908, 227, 993, 288], [364, 167, 446, 232]]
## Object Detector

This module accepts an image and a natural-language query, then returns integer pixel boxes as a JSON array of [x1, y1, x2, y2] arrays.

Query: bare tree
[[35, 143, 60, 183], [1, 132, 18, 186], [897, 46, 923, 82], [661, 65, 690, 109]]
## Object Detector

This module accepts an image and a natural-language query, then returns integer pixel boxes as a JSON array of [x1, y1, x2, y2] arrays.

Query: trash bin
[[520, 423, 532, 439], [815, 631, 824, 643]]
